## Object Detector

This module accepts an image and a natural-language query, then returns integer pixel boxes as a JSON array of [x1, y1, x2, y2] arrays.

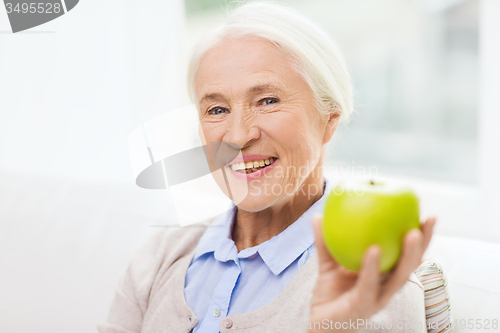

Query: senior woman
[[98, 2, 435, 333]]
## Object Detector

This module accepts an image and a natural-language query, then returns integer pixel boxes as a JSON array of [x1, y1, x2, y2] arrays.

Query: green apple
[[322, 180, 420, 272]]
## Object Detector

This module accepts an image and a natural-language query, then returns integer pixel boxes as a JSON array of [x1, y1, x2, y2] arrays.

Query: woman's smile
[[226, 155, 279, 180]]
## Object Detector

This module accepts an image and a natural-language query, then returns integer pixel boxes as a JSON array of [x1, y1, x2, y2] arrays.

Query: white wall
[[0, 0, 189, 184], [478, 0, 500, 241]]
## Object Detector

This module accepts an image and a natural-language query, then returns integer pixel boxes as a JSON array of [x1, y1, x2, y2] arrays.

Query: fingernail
[[370, 245, 381, 256], [407, 229, 422, 240]]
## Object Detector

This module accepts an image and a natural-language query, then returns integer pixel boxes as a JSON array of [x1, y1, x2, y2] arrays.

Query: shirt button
[[224, 319, 233, 328], [213, 308, 221, 317]]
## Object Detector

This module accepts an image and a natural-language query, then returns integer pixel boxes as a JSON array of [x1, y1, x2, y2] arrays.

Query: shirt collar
[[193, 178, 333, 275], [192, 205, 236, 262]]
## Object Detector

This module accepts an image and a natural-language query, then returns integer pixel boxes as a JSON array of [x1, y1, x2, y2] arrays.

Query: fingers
[[371, 217, 436, 308], [355, 245, 381, 305], [311, 213, 339, 272], [378, 228, 424, 307], [421, 217, 436, 252]]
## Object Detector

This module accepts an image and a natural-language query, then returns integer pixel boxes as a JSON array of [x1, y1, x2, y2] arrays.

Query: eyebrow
[[199, 84, 282, 104], [249, 83, 282, 94]]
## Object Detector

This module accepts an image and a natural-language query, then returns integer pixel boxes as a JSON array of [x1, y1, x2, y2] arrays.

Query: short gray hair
[[187, 0, 354, 122]]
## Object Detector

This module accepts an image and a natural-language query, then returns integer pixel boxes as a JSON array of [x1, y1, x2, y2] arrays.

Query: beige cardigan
[[97, 219, 427, 333]]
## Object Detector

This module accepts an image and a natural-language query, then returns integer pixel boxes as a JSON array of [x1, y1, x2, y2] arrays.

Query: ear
[[322, 109, 341, 145]]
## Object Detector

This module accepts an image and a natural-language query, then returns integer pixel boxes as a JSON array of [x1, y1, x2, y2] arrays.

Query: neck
[[232, 163, 325, 252]]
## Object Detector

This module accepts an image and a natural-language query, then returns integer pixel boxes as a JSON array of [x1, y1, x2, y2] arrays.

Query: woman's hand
[[308, 214, 436, 332]]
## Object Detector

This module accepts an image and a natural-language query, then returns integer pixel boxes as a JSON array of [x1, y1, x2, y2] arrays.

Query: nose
[[223, 107, 261, 149]]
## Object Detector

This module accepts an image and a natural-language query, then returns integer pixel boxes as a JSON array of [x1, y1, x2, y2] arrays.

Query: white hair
[[187, 0, 354, 123]]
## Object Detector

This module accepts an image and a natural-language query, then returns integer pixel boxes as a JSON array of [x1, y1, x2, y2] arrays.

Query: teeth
[[230, 162, 244, 171], [230, 157, 277, 172]]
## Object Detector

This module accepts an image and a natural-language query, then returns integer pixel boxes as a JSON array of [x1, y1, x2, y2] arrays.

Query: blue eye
[[208, 107, 227, 115], [261, 98, 278, 105]]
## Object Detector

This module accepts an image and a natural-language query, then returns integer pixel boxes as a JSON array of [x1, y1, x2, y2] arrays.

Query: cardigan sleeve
[[97, 229, 168, 333]]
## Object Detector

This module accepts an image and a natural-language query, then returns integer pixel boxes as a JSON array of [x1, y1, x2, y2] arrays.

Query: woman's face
[[195, 36, 338, 212]]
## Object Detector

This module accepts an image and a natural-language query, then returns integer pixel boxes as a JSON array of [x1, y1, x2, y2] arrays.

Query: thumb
[[311, 213, 339, 272]]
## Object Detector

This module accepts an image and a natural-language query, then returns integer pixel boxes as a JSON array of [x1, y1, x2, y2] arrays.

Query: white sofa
[[0, 171, 498, 333], [422, 234, 500, 330]]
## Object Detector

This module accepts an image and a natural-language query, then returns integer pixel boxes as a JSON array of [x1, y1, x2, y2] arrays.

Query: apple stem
[[370, 180, 374, 185]]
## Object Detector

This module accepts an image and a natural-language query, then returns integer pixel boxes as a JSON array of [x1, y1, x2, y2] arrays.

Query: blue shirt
[[183, 178, 331, 332]]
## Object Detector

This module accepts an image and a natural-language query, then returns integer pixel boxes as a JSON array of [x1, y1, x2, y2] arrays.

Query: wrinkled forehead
[[194, 36, 303, 101]]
